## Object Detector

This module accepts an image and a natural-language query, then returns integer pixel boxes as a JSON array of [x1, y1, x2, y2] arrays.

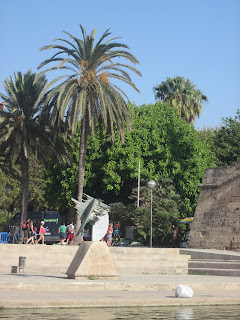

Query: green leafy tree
[[38, 25, 141, 237], [0, 169, 19, 231], [153, 76, 208, 123], [98, 103, 215, 214], [0, 71, 61, 241], [28, 153, 50, 211], [129, 177, 183, 246], [211, 110, 240, 166], [45, 103, 216, 217], [110, 177, 184, 247]]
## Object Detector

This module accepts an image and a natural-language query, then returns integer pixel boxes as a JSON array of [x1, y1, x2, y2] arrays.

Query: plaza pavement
[[0, 272, 240, 309]]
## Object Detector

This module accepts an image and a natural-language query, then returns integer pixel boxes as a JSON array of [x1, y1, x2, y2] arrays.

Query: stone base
[[67, 241, 119, 280]]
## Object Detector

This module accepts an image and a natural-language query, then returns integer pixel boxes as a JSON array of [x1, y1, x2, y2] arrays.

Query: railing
[[0, 232, 9, 243]]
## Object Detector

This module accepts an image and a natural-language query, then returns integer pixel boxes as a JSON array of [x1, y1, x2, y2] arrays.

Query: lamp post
[[147, 180, 156, 248], [5, 185, 13, 232]]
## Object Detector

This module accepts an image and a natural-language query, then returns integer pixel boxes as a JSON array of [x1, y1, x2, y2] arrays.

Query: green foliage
[[0, 153, 52, 231], [38, 25, 141, 211], [198, 110, 240, 167], [28, 153, 49, 211], [153, 76, 208, 123], [0, 168, 19, 231], [131, 177, 183, 246], [0, 70, 69, 237], [45, 102, 215, 215], [0, 70, 50, 231], [0, 71, 48, 163], [212, 110, 240, 166], [39, 25, 141, 141], [110, 177, 184, 246]]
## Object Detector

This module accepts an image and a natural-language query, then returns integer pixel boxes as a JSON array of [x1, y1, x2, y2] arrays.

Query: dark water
[[1, 306, 240, 320]]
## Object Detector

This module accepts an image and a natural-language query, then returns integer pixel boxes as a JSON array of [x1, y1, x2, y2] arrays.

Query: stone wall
[[188, 162, 240, 251]]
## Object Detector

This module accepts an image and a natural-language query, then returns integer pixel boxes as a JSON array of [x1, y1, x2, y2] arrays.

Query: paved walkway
[[1, 273, 240, 308]]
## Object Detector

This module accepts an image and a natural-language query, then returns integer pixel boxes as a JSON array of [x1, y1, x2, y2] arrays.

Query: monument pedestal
[[67, 241, 119, 280]]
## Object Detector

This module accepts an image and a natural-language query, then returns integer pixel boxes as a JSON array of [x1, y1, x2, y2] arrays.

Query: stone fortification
[[188, 162, 240, 251]]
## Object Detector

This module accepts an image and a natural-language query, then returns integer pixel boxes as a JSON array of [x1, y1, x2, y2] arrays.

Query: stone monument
[[188, 162, 240, 251], [67, 194, 119, 279], [67, 241, 118, 280]]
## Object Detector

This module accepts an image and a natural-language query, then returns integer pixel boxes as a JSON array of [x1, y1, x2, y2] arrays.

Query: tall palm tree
[[153, 76, 208, 123], [38, 25, 141, 238], [0, 70, 59, 241]]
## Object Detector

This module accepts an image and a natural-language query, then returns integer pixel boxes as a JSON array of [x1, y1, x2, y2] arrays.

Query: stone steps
[[180, 249, 240, 277], [114, 259, 188, 268], [189, 260, 240, 270], [0, 244, 77, 274], [189, 260, 240, 276], [180, 248, 240, 261], [0, 244, 190, 276], [110, 253, 188, 261], [110, 247, 180, 255], [118, 266, 188, 275], [189, 268, 240, 277]]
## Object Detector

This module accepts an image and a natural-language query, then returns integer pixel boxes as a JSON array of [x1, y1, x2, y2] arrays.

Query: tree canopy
[[45, 102, 216, 216], [0, 70, 66, 239], [38, 25, 141, 239], [153, 76, 208, 123], [0, 71, 48, 236], [199, 110, 240, 167]]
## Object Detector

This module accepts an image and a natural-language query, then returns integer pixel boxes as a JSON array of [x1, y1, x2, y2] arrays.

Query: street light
[[147, 180, 156, 248], [5, 185, 13, 232]]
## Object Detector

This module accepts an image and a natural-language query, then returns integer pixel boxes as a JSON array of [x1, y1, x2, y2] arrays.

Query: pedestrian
[[172, 222, 178, 248], [107, 223, 113, 247], [84, 228, 90, 241], [80, 229, 84, 244], [33, 227, 38, 244], [37, 221, 46, 244], [22, 218, 30, 244], [58, 222, 67, 245], [66, 222, 75, 245], [27, 221, 34, 244], [14, 224, 19, 244]]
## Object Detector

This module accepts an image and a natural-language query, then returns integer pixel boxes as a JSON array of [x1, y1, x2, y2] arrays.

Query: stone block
[[66, 241, 119, 280]]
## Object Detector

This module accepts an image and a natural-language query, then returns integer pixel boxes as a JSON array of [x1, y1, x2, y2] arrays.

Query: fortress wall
[[188, 163, 240, 251]]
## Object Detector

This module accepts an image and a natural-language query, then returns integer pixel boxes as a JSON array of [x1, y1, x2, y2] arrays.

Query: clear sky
[[1, 0, 239, 129]]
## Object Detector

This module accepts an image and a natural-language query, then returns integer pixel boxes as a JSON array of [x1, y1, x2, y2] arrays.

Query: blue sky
[[1, 0, 239, 129]]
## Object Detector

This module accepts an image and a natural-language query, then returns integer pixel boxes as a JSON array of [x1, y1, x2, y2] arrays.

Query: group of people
[[58, 222, 75, 245], [101, 223, 114, 247], [22, 219, 46, 244], [21, 220, 118, 246]]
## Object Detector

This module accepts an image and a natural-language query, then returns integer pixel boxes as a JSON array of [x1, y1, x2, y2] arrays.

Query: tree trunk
[[75, 114, 89, 244], [19, 151, 29, 244]]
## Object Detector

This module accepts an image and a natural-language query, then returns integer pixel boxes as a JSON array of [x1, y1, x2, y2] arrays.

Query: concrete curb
[[1, 273, 240, 309]]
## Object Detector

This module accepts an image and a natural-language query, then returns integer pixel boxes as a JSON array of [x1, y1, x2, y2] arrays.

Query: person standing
[[26, 221, 34, 244], [22, 218, 30, 244], [58, 222, 67, 245], [107, 223, 113, 247], [37, 221, 46, 244], [66, 222, 75, 245]]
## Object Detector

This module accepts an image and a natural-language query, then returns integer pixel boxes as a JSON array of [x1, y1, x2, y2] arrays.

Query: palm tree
[[153, 76, 208, 123], [0, 70, 58, 242], [38, 25, 141, 238]]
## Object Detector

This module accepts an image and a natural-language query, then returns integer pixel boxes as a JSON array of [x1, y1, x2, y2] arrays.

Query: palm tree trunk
[[19, 152, 29, 243], [75, 114, 89, 243]]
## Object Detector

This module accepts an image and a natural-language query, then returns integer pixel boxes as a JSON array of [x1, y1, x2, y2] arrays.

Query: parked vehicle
[[13, 211, 61, 244]]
